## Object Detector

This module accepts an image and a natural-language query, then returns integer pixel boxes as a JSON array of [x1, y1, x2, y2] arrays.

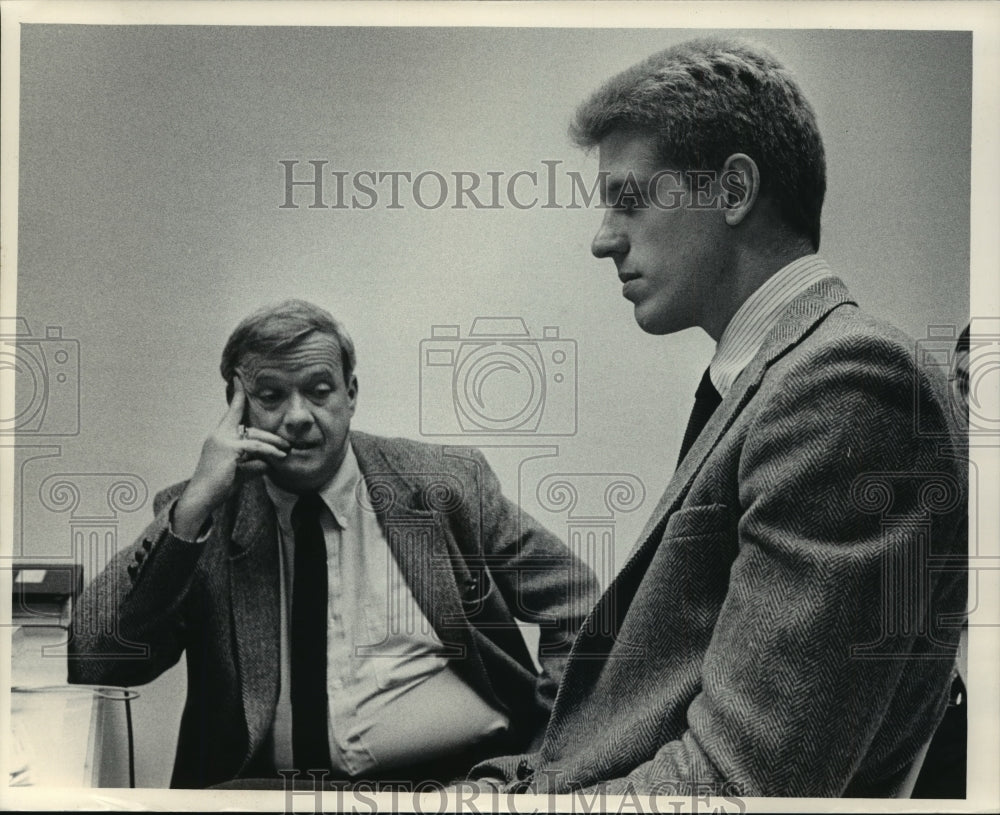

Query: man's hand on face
[[172, 375, 290, 541]]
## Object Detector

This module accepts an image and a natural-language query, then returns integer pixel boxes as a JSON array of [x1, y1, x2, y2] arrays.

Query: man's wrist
[[171, 491, 213, 542]]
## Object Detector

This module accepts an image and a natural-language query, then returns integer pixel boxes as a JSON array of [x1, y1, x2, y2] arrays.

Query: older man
[[69, 300, 599, 789], [468, 37, 967, 797]]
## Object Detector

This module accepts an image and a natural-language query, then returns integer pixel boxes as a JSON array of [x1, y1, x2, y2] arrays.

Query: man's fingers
[[238, 440, 288, 461], [241, 427, 290, 451], [225, 375, 246, 425]]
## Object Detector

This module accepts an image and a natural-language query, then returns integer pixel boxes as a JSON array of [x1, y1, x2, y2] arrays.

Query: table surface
[[9, 619, 129, 788]]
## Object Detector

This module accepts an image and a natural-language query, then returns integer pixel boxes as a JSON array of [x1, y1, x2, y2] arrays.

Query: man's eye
[[255, 390, 282, 404], [310, 384, 333, 398], [615, 195, 643, 213]]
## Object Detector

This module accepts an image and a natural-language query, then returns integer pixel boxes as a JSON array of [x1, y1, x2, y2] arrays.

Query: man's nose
[[591, 211, 627, 259], [282, 393, 314, 433]]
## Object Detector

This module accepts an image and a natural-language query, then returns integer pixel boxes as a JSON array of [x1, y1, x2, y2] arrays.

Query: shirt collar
[[710, 254, 832, 397], [264, 441, 360, 530]]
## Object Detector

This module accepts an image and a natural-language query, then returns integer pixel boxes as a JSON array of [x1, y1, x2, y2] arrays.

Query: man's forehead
[[239, 334, 342, 380]]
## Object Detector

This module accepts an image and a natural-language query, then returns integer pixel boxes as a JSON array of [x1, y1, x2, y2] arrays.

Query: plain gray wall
[[10, 26, 970, 786]]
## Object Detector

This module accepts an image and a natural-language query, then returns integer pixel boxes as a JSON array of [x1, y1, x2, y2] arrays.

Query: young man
[[468, 37, 967, 798]]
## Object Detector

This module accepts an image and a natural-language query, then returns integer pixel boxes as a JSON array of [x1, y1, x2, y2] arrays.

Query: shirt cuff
[[167, 499, 213, 543]]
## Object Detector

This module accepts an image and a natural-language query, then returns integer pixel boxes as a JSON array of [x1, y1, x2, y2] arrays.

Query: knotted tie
[[677, 367, 722, 466], [290, 493, 333, 771]]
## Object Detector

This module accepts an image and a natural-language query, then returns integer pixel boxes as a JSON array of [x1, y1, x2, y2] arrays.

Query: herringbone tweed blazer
[[68, 432, 600, 788], [470, 276, 967, 797]]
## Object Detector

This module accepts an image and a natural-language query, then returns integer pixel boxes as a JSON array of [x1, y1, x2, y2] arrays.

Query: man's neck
[[703, 239, 815, 342]]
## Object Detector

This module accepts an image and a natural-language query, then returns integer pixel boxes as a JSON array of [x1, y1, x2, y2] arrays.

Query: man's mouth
[[287, 440, 321, 452], [620, 273, 641, 299]]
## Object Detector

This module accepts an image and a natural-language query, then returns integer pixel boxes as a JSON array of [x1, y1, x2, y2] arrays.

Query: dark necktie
[[290, 493, 333, 771], [677, 367, 723, 466]]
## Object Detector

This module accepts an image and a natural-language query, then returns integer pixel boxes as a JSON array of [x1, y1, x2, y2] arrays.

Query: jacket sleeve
[[510, 336, 965, 796], [67, 483, 210, 687], [462, 448, 602, 694]]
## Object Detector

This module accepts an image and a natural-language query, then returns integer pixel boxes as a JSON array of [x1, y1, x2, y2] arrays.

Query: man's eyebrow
[[302, 369, 336, 382], [603, 178, 629, 205], [603, 174, 649, 204]]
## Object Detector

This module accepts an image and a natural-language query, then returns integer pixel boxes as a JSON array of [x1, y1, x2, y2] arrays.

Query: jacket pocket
[[662, 503, 731, 540]]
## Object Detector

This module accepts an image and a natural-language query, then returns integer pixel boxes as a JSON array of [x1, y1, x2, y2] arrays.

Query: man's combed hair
[[220, 299, 357, 398], [571, 37, 826, 249]]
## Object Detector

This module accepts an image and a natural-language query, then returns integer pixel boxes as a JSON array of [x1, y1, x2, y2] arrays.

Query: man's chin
[[633, 302, 690, 336], [633, 307, 672, 336], [265, 461, 330, 494]]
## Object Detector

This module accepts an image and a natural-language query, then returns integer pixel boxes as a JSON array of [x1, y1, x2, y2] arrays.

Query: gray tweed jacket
[[470, 276, 967, 797]]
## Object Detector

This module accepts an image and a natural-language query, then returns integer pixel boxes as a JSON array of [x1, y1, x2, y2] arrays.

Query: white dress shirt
[[265, 444, 508, 776]]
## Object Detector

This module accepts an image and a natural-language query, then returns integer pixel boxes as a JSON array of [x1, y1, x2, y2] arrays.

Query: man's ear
[[720, 153, 760, 227], [348, 374, 359, 413]]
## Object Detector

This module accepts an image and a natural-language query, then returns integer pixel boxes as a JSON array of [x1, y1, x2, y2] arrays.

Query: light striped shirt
[[710, 255, 833, 396]]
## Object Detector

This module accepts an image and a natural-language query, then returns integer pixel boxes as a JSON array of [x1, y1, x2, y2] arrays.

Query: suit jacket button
[[462, 576, 479, 601]]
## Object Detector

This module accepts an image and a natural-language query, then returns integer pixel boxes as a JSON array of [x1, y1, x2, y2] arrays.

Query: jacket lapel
[[351, 433, 491, 689], [227, 477, 282, 773], [573, 277, 857, 656], [636, 276, 855, 553]]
